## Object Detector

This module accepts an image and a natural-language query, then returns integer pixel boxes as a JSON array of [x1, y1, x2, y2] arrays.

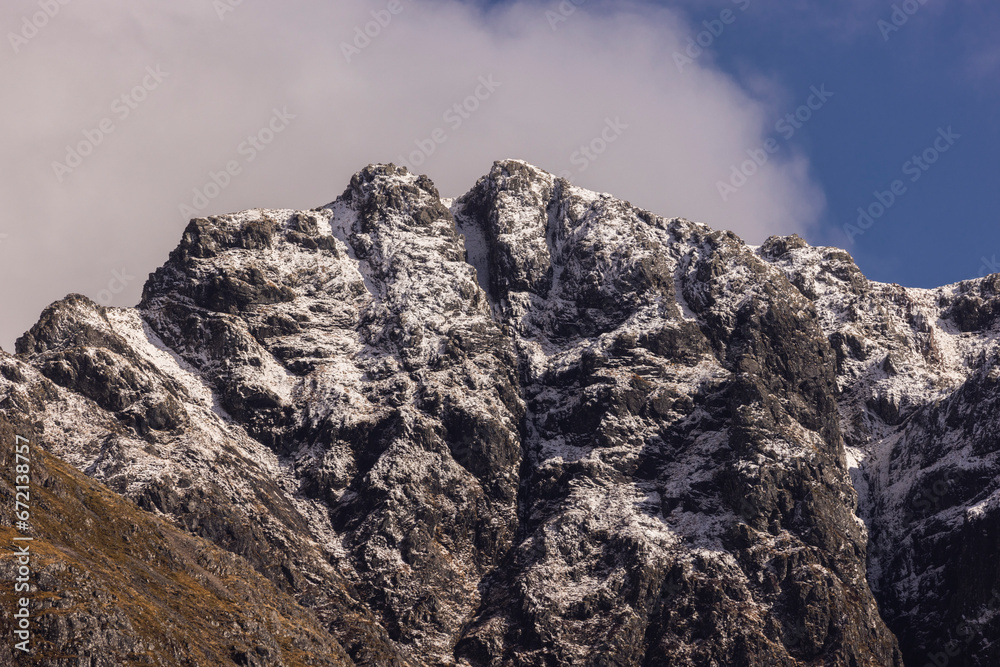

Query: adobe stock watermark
[[12, 435, 34, 654], [96, 268, 135, 306], [8, 0, 73, 55], [978, 254, 999, 278], [717, 85, 834, 202], [878, 0, 930, 42], [395, 76, 501, 173], [673, 0, 752, 73], [179, 107, 296, 219], [844, 126, 960, 242], [918, 586, 1000, 667], [545, 0, 587, 31], [341, 0, 406, 63], [901, 471, 954, 524], [51, 66, 170, 183], [214, 0, 245, 21], [556, 117, 628, 179]]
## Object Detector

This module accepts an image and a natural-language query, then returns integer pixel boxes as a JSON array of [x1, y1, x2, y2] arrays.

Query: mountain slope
[[451, 162, 897, 665], [0, 412, 350, 666], [3, 160, 998, 665], [764, 240, 1000, 667]]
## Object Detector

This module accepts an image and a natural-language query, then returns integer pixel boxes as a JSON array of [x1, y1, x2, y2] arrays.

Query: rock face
[[765, 244, 1000, 667], [450, 163, 895, 665], [2, 160, 998, 665]]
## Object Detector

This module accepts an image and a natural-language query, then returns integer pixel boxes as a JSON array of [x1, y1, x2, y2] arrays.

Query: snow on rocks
[[16, 160, 1000, 664]]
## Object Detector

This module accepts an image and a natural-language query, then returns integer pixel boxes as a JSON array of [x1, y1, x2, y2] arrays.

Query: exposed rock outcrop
[[4, 160, 998, 665]]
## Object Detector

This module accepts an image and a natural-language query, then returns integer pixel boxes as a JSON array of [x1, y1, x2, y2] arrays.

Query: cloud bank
[[0, 0, 827, 348]]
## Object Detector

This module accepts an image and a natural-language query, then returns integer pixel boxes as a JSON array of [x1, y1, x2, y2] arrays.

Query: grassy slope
[[0, 415, 352, 666]]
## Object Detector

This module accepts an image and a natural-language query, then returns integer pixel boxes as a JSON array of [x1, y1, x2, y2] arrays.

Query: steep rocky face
[[12, 295, 403, 664], [452, 163, 896, 665], [765, 242, 1000, 667], [4, 160, 998, 665], [135, 166, 525, 664]]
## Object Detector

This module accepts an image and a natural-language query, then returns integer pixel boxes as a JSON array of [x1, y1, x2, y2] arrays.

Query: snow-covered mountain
[[2, 161, 998, 666]]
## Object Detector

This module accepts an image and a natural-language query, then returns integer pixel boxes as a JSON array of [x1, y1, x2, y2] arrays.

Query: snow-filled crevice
[[453, 203, 492, 298], [320, 200, 381, 299]]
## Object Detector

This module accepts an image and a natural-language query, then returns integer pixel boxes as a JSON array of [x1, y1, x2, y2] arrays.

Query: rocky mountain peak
[[4, 161, 1000, 665]]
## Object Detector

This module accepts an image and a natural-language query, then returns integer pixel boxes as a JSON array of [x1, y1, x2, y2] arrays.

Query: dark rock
[[17, 160, 1000, 665]]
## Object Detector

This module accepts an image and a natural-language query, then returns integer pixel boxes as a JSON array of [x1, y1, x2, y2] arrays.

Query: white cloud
[[0, 0, 827, 348]]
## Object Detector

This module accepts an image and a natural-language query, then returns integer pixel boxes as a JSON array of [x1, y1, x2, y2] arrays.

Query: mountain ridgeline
[[2, 161, 999, 666]]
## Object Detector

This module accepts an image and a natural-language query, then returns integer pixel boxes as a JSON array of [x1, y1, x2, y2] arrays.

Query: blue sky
[[713, 0, 1000, 288], [534, 0, 1000, 288]]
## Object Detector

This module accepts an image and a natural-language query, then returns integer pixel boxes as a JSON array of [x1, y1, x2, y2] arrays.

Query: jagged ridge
[[3, 160, 999, 666]]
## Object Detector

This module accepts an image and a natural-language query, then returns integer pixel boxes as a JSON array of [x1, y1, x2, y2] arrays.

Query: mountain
[[1, 160, 997, 666], [0, 414, 350, 666]]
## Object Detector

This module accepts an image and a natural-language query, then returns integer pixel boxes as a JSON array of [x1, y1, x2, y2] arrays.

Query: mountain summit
[[3, 161, 999, 666]]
